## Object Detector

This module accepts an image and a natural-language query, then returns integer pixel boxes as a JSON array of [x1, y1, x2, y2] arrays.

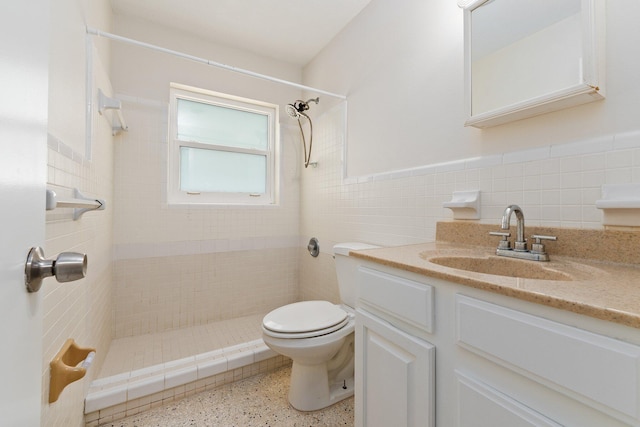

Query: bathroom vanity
[[352, 225, 640, 427]]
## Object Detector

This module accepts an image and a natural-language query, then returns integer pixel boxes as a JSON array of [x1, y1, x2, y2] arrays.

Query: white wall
[[304, 0, 640, 177], [298, 0, 640, 299], [110, 16, 304, 336], [43, 1, 114, 426]]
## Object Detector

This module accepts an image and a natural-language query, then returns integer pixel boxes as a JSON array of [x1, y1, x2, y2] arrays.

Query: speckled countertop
[[350, 222, 640, 329]]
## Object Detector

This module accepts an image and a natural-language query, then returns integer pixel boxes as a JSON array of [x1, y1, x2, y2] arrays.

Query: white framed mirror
[[462, 0, 605, 128]]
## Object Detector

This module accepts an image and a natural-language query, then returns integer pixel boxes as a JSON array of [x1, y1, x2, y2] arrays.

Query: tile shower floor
[[98, 314, 266, 378]]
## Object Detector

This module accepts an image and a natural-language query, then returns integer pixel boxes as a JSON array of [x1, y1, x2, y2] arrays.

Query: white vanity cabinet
[[355, 267, 435, 427], [454, 295, 640, 427], [354, 261, 640, 427]]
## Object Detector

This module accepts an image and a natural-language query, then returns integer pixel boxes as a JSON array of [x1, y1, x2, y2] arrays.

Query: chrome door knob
[[24, 247, 87, 292]]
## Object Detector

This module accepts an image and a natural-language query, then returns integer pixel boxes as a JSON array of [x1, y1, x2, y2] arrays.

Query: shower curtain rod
[[86, 27, 347, 101]]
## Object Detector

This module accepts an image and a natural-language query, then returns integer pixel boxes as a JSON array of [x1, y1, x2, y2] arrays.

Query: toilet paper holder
[[24, 247, 87, 293], [49, 339, 96, 403]]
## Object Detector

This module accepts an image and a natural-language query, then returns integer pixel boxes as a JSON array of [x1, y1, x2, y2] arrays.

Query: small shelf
[[596, 184, 640, 226], [443, 190, 480, 220]]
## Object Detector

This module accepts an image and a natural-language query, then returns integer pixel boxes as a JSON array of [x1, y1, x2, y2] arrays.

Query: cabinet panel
[[356, 308, 435, 427], [456, 295, 640, 421], [456, 372, 562, 427], [358, 267, 434, 333]]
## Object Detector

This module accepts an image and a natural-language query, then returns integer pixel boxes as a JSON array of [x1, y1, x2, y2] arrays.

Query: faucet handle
[[489, 231, 511, 249], [530, 235, 557, 254]]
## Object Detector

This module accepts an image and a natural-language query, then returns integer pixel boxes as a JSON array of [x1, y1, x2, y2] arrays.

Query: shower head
[[287, 98, 319, 169], [285, 103, 300, 119], [286, 97, 320, 119]]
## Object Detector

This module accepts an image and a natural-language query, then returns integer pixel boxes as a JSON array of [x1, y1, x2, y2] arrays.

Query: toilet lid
[[263, 301, 348, 334]]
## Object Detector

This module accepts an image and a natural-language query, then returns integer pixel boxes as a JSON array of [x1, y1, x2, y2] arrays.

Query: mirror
[[463, 0, 605, 128]]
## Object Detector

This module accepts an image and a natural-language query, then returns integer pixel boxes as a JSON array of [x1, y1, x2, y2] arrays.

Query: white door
[[0, 1, 49, 425]]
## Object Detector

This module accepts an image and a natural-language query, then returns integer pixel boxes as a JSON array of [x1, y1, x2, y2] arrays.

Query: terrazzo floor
[[97, 365, 354, 426]]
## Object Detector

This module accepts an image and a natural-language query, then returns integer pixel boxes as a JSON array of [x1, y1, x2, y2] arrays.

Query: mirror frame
[[463, 0, 605, 128]]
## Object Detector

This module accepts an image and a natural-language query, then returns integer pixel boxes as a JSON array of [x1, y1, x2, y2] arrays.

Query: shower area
[[84, 17, 347, 425]]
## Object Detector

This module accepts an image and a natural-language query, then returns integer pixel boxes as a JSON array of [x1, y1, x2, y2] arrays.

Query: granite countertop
[[350, 237, 640, 330]]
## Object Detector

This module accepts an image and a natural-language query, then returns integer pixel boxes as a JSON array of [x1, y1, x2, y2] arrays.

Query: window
[[168, 83, 279, 205]]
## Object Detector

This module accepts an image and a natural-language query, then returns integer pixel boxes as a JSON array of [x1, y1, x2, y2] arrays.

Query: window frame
[[168, 83, 279, 206]]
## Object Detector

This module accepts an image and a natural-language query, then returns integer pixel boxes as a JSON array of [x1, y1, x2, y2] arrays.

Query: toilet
[[262, 242, 379, 411]]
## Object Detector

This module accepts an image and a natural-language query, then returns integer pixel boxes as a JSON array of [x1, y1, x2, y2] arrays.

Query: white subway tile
[[127, 375, 164, 401], [550, 135, 613, 158], [84, 384, 128, 413], [465, 154, 503, 169], [613, 130, 640, 149], [606, 150, 633, 169], [605, 168, 632, 184], [197, 358, 228, 379], [503, 146, 549, 164], [227, 350, 255, 370], [561, 172, 582, 189], [164, 366, 198, 389]]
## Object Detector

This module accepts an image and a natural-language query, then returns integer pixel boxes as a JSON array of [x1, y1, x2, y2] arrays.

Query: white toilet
[[262, 242, 379, 411]]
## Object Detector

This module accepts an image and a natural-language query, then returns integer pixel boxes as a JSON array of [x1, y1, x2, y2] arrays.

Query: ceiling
[[109, 0, 372, 66]]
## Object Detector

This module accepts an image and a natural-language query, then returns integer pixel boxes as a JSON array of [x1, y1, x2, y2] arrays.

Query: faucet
[[490, 205, 557, 262], [501, 204, 527, 251]]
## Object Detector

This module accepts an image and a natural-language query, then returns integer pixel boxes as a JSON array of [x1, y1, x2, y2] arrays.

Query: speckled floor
[[98, 365, 354, 427]]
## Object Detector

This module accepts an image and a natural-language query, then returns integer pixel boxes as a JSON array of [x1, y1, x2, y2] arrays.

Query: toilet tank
[[333, 242, 380, 308]]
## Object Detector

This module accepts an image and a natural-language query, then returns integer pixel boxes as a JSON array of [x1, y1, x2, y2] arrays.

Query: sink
[[427, 256, 573, 281]]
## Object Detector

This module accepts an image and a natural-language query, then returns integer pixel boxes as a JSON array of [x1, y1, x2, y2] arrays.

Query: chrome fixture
[[286, 98, 319, 168], [490, 205, 557, 262], [25, 247, 88, 292], [501, 204, 526, 251], [307, 237, 320, 257], [46, 188, 106, 220]]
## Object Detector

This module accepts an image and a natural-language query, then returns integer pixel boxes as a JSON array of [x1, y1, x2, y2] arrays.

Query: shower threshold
[[84, 314, 290, 426]]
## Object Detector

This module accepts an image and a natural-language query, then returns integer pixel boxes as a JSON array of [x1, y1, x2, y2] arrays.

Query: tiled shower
[[111, 98, 301, 337]]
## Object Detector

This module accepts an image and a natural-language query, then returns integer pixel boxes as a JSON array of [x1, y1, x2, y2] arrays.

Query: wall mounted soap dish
[[596, 183, 640, 226], [443, 190, 481, 220]]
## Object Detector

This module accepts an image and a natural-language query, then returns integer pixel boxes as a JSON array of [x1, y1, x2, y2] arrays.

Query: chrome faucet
[[501, 204, 527, 251], [490, 205, 557, 262]]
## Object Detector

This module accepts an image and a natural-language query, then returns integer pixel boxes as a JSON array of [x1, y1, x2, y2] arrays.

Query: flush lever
[[25, 247, 87, 293]]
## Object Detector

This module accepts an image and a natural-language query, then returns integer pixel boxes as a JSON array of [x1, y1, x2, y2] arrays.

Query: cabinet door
[[355, 309, 435, 427]]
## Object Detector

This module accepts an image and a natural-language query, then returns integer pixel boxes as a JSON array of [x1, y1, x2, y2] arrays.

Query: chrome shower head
[[286, 98, 320, 119], [286, 98, 319, 169], [285, 103, 300, 118]]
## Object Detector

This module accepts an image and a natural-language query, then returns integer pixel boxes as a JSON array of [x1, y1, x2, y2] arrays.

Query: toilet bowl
[[262, 242, 379, 411]]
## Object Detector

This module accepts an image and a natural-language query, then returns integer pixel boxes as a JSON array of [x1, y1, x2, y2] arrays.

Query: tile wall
[[42, 70, 115, 426], [112, 97, 302, 338], [299, 104, 640, 300]]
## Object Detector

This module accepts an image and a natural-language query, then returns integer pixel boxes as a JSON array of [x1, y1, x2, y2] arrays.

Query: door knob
[[24, 247, 87, 293]]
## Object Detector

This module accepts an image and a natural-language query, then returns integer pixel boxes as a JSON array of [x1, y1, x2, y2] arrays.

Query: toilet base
[[288, 362, 354, 411]]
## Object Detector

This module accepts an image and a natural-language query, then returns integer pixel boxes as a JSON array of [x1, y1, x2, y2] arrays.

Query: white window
[[168, 83, 279, 205]]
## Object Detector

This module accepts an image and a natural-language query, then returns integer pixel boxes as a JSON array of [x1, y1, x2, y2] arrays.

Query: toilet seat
[[263, 301, 349, 339]]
